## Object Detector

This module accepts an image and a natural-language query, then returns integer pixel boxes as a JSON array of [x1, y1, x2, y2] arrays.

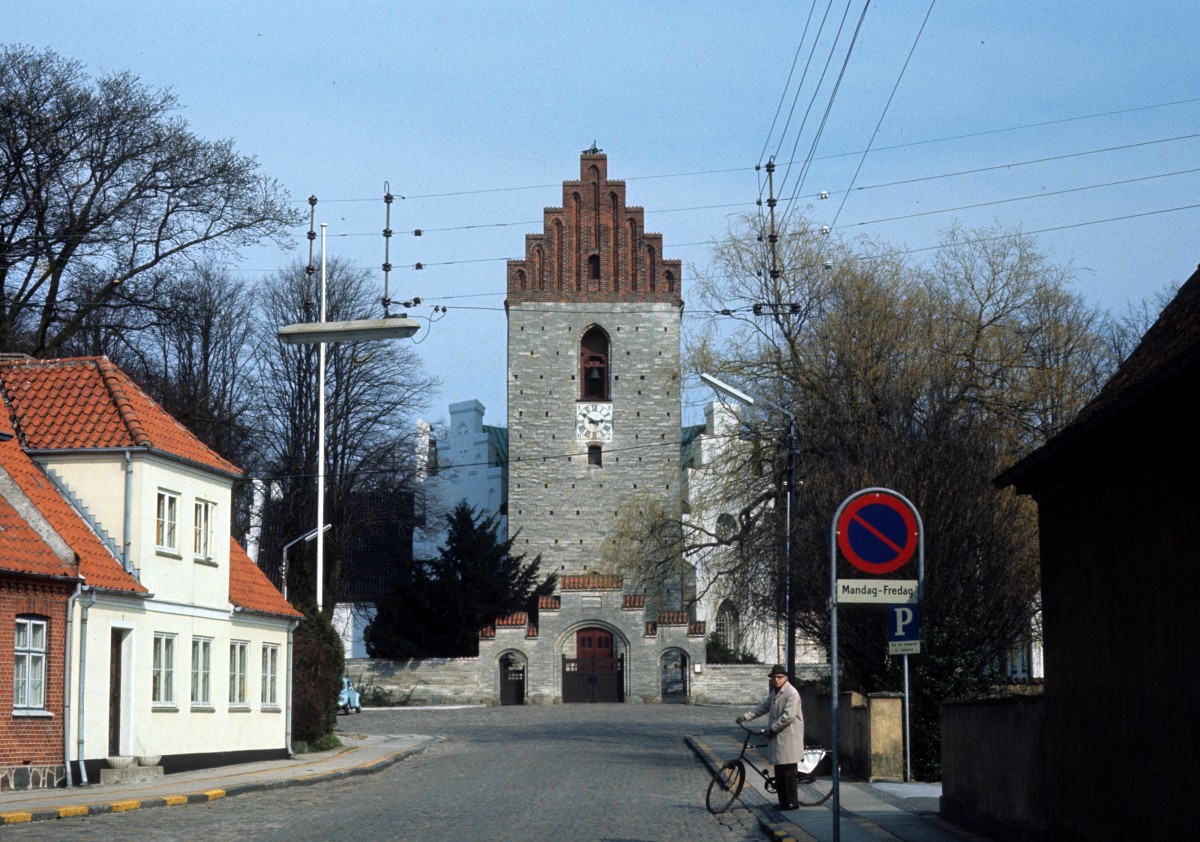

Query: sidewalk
[[687, 733, 991, 842], [0, 733, 437, 827]]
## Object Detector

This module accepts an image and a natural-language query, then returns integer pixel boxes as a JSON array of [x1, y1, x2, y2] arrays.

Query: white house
[[0, 356, 301, 781]]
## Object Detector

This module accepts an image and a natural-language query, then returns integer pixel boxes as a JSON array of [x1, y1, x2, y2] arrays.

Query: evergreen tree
[[366, 501, 551, 658]]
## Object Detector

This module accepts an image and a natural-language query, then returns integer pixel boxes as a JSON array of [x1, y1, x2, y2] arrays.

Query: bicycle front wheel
[[795, 773, 833, 806], [706, 760, 745, 814]]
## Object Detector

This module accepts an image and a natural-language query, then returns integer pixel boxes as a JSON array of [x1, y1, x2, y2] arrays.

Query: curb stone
[[0, 739, 434, 827]]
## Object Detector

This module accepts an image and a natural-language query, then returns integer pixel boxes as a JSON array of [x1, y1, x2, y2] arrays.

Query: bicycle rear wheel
[[706, 760, 745, 814], [795, 772, 833, 806]]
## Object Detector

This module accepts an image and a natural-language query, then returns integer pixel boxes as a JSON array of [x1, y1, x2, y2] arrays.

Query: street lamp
[[700, 373, 799, 680], [277, 224, 419, 612], [279, 524, 332, 602]]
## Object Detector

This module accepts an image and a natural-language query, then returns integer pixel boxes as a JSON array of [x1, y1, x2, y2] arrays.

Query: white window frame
[[261, 644, 279, 708], [229, 641, 248, 707], [152, 633, 176, 706], [191, 637, 212, 707], [156, 490, 179, 552], [14, 617, 47, 710], [193, 499, 216, 560]]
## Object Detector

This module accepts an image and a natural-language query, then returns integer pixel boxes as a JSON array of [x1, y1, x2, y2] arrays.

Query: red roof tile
[[559, 574, 622, 591], [0, 429, 142, 593], [0, 357, 240, 476], [0, 483, 75, 580], [228, 537, 301, 618]]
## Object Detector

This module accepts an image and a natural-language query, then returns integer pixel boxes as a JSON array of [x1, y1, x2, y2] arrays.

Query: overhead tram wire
[[774, 0, 861, 207], [779, 0, 873, 233], [760, 0, 828, 171], [263, 97, 1200, 210], [389, 135, 1198, 243], [227, 134, 1198, 276], [854, 201, 1200, 262], [840, 131, 1200, 195], [828, 0, 937, 230], [846, 166, 1200, 228]]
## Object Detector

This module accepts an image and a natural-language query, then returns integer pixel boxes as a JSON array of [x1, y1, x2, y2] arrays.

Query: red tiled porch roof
[[229, 538, 301, 618]]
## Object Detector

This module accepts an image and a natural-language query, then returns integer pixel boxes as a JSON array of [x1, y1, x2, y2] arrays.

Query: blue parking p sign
[[887, 604, 920, 655]]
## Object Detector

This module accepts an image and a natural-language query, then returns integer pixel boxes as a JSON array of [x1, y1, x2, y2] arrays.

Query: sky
[[8, 1, 1200, 427]]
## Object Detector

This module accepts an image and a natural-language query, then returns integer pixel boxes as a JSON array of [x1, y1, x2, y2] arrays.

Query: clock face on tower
[[576, 402, 613, 442]]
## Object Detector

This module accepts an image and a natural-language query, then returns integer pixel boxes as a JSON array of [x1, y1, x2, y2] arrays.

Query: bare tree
[[684, 216, 1114, 776], [0, 45, 298, 355], [125, 262, 259, 462]]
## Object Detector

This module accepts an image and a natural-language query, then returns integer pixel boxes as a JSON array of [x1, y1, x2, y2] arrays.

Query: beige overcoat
[[740, 680, 804, 766]]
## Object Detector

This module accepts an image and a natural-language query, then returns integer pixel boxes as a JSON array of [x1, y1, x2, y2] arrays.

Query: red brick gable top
[[506, 153, 683, 306], [0, 356, 241, 476]]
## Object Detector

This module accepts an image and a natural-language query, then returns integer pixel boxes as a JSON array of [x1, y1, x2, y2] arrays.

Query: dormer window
[[581, 326, 609, 401]]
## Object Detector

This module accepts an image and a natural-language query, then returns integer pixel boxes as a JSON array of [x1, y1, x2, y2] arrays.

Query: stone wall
[[941, 695, 1045, 841], [346, 657, 486, 706], [798, 684, 904, 782], [691, 663, 829, 706]]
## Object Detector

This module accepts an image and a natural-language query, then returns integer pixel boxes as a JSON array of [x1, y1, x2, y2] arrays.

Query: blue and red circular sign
[[837, 491, 918, 575]]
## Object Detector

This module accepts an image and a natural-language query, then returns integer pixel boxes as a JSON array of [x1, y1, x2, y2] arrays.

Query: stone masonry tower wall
[[506, 152, 683, 583]]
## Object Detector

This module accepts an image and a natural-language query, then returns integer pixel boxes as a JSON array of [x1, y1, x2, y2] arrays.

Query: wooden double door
[[562, 628, 623, 703]]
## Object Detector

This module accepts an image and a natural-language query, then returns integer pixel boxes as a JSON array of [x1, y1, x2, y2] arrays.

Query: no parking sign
[[833, 488, 921, 604]]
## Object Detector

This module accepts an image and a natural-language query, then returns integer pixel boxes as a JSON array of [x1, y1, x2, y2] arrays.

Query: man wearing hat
[[736, 664, 804, 810]]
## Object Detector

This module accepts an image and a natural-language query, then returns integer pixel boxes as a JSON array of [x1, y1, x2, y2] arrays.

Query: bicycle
[[705, 722, 833, 814]]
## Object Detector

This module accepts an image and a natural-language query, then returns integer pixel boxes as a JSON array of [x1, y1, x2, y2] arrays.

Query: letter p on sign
[[887, 604, 919, 644]]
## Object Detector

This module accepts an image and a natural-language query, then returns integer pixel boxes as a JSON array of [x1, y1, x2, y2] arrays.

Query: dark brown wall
[[1027, 370, 1200, 841]]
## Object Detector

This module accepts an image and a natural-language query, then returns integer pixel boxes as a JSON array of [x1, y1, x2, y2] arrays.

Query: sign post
[[887, 604, 921, 781], [829, 488, 923, 842]]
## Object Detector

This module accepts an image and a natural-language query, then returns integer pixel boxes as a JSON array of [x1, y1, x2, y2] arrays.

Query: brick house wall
[[1, 578, 72, 789]]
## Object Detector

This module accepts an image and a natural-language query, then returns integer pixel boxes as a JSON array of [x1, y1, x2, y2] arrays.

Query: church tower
[[506, 151, 684, 585], [482, 150, 701, 705]]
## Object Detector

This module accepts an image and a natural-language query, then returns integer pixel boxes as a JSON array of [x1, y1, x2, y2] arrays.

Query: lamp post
[[277, 228, 419, 613], [700, 373, 798, 680], [280, 524, 332, 602]]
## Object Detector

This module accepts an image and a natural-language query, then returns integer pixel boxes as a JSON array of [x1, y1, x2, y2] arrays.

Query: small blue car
[[338, 677, 362, 714]]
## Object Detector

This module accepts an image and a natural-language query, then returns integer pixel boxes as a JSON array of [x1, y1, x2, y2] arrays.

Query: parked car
[[338, 677, 362, 714]]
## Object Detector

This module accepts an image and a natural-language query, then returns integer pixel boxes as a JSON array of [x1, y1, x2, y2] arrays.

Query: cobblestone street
[[5, 704, 766, 841]]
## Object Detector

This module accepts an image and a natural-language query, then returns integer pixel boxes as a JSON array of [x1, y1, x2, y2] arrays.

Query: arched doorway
[[563, 626, 624, 703], [499, 651, 527, 706], [660, 648, 688, 703]]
